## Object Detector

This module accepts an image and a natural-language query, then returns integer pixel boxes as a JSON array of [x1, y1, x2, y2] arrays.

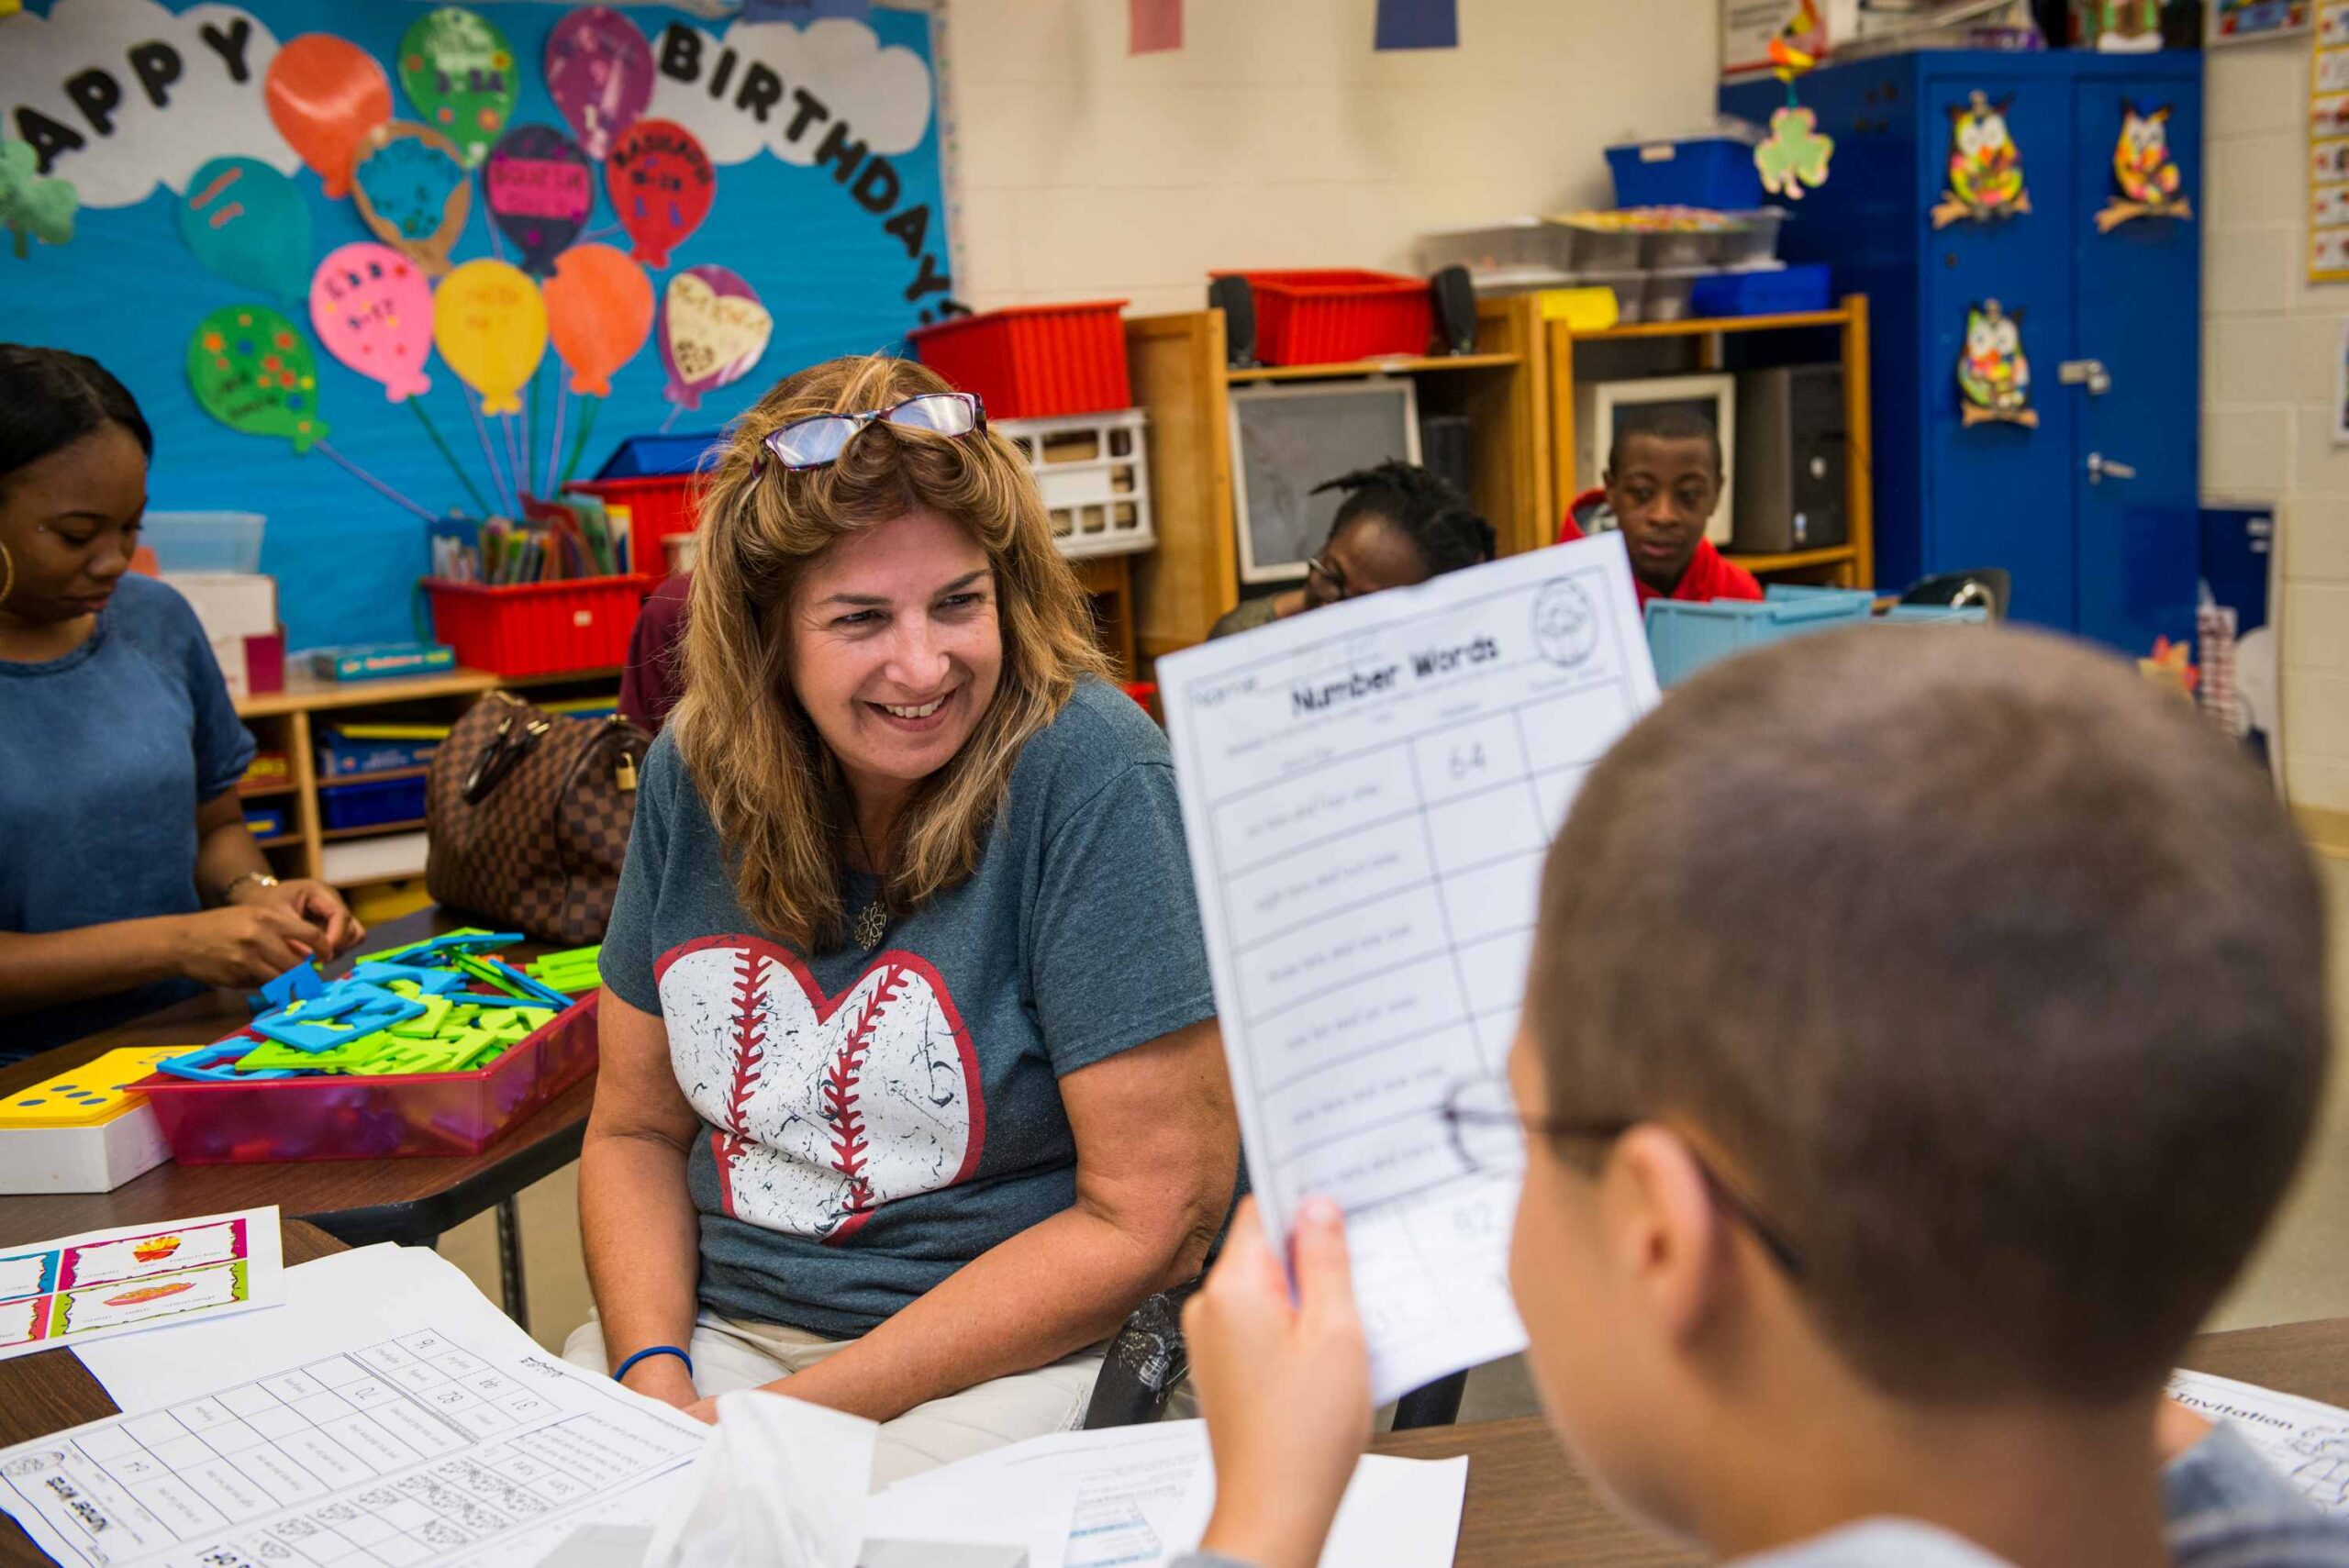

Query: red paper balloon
[[605, 119, 714, 269], [265, 35, 394, 199], [545, 244, 654, 396]]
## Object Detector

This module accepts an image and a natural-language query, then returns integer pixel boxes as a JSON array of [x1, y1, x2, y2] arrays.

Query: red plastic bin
[[1215, 270, 1434, 366], [564, 473, 705, 581], [135, 994, 601, 1162], [425, 573, 659, 678], [906, 301, 1131, 419]]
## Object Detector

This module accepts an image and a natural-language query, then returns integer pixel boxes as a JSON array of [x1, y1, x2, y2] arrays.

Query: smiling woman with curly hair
[[568, 353, 1237, 1485]]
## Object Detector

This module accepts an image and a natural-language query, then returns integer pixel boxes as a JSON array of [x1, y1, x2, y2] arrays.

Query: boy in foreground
[[1177, 628, 2343, 1568]]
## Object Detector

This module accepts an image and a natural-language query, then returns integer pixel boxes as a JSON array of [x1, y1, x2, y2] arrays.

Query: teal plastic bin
[[1878, 604, 1990, 626], [1645, 592, 1873, 686]]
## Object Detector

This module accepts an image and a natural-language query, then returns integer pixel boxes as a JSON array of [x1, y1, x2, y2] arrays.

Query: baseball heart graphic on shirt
[[658, 936, 983, 1244]]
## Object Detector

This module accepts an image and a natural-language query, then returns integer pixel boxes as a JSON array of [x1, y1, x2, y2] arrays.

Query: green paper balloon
[[399, 7, 520, 168], [188, 305, 329, 455]]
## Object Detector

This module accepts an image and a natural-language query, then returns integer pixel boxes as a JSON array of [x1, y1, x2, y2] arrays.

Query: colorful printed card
[[0, 1207, 283, 1362]]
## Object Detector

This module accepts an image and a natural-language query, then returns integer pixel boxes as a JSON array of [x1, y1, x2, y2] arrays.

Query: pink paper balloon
[[544, 6, 654, 162], [309, 241, 434, 402]]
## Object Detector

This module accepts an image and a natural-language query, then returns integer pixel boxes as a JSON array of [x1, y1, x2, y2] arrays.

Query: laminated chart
[[0, 1209, 283, 1362], [1158, 533, 1659, 1403], [0, 1326, 706, 1568]]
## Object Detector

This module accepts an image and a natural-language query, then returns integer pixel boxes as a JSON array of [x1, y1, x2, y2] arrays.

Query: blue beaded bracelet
[[613, 1344, 693, 1383]]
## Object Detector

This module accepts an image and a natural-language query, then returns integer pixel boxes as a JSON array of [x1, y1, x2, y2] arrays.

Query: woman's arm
[[580, 986, 707, 1411], [193, 791, 363, 956], [715, 1017, 1238, 1424]]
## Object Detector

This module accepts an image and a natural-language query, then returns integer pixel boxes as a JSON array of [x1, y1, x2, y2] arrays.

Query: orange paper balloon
[[265, 36, 393, 199], [543, 244, 653, 397]]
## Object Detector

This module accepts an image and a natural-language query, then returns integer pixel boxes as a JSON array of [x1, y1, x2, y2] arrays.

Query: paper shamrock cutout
[[1957, 299, 2037, 428], [1755, 106, 1834, 201], [1932, 91, 2032, 229], [0, 140, 78, 260], [2099, 100, 2192, 233]]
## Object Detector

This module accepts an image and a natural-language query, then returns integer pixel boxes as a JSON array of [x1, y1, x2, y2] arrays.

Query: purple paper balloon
[[660, 264, 774, 411], [544, 6, 654, 162], [482, 124, 596, 278]]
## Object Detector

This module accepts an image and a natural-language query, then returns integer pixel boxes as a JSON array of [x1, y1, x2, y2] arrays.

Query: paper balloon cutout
[[188, 305, 328, 454], [0, 140, 76, 260], [434, 257, 547, 415], [545, 245, 653, 397], [351, 121, 470, 278], [484, 125, 595, 278], [607, 119, 715, 269], [178, 158, 310, 305], [264, 35, 393, 199], [545, 7, 654, 162], [311, 242, 434, 403], [400, 7, 520, 168], [661, 265, 772, 411]]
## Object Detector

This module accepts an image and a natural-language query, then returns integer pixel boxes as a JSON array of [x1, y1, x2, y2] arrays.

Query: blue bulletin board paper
[[0, 0, 956, 651]]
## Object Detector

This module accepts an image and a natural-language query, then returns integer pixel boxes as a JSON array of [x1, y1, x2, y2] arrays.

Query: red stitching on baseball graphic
[[716, 946, 766, 1201], [821, 964, 903, 1242]]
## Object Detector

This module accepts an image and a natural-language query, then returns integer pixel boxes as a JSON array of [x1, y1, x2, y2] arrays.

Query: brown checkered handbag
[[425, 690, 651, 944]]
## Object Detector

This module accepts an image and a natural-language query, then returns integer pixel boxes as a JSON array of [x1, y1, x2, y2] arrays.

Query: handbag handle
[[462, 694, 552, 805]]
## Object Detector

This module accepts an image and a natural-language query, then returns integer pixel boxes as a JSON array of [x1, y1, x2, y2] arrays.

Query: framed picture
[[1228, 380, 1424, 586], [2210, 0, 2313, 44]]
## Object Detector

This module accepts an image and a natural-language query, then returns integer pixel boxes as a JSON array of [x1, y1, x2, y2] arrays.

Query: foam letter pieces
[[264, 35, 393, 199], [188, 305, 328, 454], [606, 118, 715, 269], [400, 6, 521, 168], [433, 257, 547, 415], [311, 242, 435, 403], [545, 244, 653, 397]]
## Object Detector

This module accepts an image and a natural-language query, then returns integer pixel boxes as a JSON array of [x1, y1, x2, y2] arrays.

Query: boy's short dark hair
[[1527, 627, 2328, 1401], [1608, 403, 1722, 478]]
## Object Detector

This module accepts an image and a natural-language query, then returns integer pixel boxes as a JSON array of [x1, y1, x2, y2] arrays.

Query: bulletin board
[[0, 0, 959, 651]]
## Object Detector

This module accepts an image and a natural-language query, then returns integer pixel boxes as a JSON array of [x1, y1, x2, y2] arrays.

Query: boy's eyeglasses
[[1439, 1074, 1807, 1278], [753, 392, 986, 475]]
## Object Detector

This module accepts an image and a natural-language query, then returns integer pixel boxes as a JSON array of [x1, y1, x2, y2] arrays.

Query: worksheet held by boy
[[1159, 533, 1660, 1402]]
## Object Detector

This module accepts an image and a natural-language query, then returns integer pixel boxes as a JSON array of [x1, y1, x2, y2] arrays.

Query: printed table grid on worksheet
[[1, 1329, 687, 1568], [1184, 562, 1646, 1225]]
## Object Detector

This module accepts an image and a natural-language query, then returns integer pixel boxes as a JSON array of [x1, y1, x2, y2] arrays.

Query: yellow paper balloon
[[432, 257, 546, 414]]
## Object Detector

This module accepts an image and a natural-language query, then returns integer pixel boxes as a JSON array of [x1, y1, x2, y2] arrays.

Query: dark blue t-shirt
[[1, 574, 257, 1062], [600, 679, 1218, 1337]]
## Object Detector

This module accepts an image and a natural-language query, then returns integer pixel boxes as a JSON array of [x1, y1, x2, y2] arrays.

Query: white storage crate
[[996, 408, 1154, 560]]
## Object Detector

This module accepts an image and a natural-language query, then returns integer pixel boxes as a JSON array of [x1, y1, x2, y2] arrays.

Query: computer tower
[[1732, 365, 1848, 555]]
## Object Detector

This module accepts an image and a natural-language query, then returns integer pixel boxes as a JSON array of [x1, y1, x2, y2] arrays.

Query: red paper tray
[[134, 994, 599, 1162]]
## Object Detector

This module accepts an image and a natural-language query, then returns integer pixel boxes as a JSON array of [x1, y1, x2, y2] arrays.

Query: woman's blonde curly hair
[[668, 354, 1109, 952]]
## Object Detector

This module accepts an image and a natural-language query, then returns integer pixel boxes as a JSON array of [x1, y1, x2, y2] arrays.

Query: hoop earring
[[0, 542, 14, 609]]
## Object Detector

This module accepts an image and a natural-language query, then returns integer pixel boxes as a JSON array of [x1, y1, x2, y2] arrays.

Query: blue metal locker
[[1725, 51, 2202, 655]]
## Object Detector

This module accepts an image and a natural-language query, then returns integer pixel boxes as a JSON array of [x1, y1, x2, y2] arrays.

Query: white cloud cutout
[[0, 0, 293, 209], [640, 16, 931, 170]]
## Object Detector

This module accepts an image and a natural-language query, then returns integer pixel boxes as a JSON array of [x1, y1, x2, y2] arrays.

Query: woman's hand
[[228, 876, 364, 959], [174, 904, 328, 989], [1187, 1195, 1372, 1568]]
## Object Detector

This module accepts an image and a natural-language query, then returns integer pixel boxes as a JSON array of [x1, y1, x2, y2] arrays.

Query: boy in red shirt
[[1560, 406, 1763, 606]]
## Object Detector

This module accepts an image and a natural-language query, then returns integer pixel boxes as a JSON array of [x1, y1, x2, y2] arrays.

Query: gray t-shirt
[[601, 678, 1217, 1337]]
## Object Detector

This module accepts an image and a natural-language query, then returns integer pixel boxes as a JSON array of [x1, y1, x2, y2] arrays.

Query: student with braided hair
[[1208, 461, 1495, 639]]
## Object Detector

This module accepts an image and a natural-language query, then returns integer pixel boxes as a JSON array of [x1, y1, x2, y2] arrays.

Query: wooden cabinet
[[1125, 295, 1553, 663]]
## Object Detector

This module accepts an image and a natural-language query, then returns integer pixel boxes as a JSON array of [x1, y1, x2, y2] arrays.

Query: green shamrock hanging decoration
[[1755, 106, 1835, 200], [0, 140, 78, 260]]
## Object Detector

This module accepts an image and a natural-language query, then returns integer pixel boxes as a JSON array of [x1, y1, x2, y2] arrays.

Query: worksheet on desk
[[0, 1303, 706, 1568], [1158, 533, 1659, 1403]]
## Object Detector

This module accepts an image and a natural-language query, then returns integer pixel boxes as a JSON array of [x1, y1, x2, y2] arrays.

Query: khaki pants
[[562, 1314, 1125, 1489]]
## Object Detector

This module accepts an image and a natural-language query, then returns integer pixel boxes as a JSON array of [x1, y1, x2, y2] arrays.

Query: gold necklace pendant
[[854, 900, 887, 951]]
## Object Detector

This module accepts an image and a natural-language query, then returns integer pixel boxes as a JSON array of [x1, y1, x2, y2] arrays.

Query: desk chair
[[1081, 1284, 1470, 1431]]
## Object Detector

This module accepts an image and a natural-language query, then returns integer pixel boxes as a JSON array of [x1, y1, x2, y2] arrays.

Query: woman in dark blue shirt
[[0, 347, 362, 1062]]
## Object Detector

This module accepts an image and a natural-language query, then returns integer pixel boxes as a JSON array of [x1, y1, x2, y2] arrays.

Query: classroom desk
[[1369, 1316, 2349, 1568], [0, 908, 595, 1322]]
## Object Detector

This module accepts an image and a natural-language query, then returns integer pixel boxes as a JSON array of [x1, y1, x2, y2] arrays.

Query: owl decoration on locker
[[2099, 101, 2194, 231], [1932, 92, 2032, 228], [1957, 299, 2036, 428]]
